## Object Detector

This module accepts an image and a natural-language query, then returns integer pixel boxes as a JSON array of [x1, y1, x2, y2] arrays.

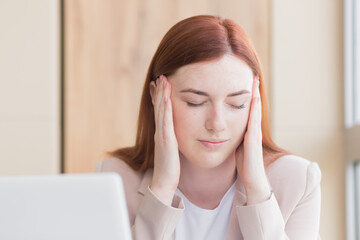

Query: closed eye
[[186, 102, 204, 107], [231, 104, 245, 109], [187, 102, 246, 110]]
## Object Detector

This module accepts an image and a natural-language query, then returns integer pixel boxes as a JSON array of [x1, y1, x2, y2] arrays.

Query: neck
[[178, 152, 237, 210]]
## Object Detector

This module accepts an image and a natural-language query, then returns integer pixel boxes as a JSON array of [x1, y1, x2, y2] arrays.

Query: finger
[[162, 80, 176, 143], [247, 76, 262, 138], [154, 76, 163, 111], [156, 75, 168, 137], [151, 77, 159, 118], [236, 143, 244, 172], [150, 81, 156, 106], [255, 77, 261, 119], [247, 77, 257, 126], [154, 75, 165, 124]]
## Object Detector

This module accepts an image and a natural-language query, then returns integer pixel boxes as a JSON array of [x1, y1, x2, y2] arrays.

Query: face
[[167, 54, 254, 169]]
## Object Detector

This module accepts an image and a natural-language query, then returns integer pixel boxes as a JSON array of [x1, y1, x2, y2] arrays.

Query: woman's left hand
[[235, 76, 271, 205]]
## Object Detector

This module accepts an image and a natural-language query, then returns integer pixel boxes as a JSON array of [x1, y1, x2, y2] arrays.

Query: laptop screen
[[0, 173, 132, 240]]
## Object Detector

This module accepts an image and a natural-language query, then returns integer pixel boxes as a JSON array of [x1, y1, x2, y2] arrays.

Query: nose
[[205, 105, 226, 133]]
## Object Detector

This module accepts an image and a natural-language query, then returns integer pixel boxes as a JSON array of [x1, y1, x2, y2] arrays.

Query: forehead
[[168, 55, 254, 93]]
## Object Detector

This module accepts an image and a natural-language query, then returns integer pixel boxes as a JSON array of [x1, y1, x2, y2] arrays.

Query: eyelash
[[186, 102, 246, 109]]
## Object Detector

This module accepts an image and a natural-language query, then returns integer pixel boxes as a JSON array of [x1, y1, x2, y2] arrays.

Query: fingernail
[[163, 79, 167, 88]]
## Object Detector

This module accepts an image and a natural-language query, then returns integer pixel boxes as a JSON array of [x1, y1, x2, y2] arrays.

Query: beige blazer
[[96, 154, 321, 240]]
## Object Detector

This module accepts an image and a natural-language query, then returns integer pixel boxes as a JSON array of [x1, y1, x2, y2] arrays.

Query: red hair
[[110, 15, 287, 171]]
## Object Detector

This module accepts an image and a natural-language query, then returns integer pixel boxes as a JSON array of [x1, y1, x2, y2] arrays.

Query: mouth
[[198, 139, 229, 150]]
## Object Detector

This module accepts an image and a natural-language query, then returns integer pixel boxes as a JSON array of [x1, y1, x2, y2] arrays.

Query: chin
[[181, 151, 232, 169]]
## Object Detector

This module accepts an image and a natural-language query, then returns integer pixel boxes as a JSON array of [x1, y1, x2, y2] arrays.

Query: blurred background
[[1, 0, 359, 239]]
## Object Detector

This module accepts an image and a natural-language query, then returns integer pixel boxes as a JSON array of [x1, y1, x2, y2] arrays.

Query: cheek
[[171, 101, 202, 137], [229, 108, 251, 140]]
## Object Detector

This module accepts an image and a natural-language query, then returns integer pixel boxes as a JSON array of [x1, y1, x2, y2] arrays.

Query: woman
[[96, 15, 321, 240]]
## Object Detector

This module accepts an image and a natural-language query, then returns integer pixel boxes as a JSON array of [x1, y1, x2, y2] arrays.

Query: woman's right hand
[[149, 75, 180, 206]]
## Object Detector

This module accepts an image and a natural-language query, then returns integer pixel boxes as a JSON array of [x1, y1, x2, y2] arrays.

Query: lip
[[198, 139, 228, 150]]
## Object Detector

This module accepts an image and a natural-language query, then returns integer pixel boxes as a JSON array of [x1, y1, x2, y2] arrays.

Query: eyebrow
[[179, 88, 251, 97]]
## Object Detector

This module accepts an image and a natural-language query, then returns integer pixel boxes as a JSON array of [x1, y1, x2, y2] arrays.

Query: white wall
[[271, 0, 345, 239], [0, 0, 60, 175]]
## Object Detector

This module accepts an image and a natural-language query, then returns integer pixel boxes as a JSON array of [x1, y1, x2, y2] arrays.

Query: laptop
[[0, 173, 132, 240]]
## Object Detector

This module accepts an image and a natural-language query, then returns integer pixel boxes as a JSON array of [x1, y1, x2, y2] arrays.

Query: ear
[[149, 81, 156, 106]]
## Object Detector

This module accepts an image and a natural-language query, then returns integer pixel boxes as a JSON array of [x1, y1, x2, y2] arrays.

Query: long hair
[[110, 15, 286, 171]]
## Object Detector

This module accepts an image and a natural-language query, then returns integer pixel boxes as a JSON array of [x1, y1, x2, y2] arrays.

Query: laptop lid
[[0, 173, 132, 240]]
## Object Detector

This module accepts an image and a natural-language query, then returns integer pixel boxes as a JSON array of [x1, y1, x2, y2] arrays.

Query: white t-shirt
[[174, 182, 236, 240]]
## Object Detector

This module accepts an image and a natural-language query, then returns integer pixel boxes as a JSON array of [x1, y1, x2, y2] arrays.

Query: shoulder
[[266, 155, 321, 208], [96, 157, 148, 224], [96, 157, 145, 199], [267, 154, 321, 183], [96, 157, 143, 183]]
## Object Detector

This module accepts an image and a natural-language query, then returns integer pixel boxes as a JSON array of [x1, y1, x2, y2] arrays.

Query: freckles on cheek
[[231, 111, 250, 134], [241, 106, 251, 122], [171, 101, 192, 128], [173, 106, 198, 127]]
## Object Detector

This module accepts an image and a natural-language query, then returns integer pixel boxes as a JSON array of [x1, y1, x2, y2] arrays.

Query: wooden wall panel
[[65, 0, 270, 173]]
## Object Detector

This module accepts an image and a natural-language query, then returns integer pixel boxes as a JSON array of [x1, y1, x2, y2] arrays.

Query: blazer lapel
[[227, 176, 247, 240], [137, 168, 153, 196], [136, 168, 177, 240]]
